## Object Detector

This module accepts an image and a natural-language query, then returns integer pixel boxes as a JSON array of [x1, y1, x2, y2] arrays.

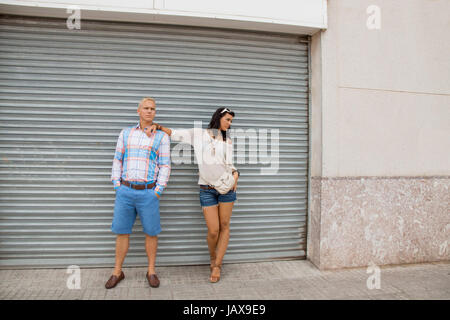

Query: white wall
[[0, 0, 327, 34], [312, 0, 450, 177]]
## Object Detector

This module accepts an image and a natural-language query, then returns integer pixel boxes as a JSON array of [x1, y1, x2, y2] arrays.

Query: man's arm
[[154, 133, 171, 197], [111, 129, 125, 190]]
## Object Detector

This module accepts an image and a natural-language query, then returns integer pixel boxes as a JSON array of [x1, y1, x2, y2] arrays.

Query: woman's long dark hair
[[208, 107, 235, 141]]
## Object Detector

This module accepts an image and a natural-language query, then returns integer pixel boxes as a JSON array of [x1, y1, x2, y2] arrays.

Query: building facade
[[0, 0, 448, 270]]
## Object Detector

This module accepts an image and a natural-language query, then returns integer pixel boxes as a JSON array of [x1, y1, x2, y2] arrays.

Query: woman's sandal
[[210, 264, 221, 283]]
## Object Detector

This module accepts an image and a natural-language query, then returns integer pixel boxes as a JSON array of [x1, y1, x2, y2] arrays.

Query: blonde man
[[105, 98, 171, 289]]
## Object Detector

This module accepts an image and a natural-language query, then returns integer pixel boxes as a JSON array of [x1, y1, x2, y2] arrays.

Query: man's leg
[[145, 235, 158, 275], [136, 188, 161, 280], [113, 234, 130, 276], [110, 186, 137, 277]]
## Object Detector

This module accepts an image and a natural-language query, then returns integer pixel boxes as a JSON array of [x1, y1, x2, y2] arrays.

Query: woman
[[147, 107, 239, 283]]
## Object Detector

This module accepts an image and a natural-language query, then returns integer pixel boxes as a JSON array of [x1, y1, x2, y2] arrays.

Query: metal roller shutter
[[0, 15, 309, 268]]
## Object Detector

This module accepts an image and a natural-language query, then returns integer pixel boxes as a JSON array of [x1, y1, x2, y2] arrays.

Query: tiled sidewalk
[[0, 260, 448, 300]]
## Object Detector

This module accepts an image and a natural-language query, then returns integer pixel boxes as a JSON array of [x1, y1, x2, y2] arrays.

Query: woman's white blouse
[[171, 128, 237, 185]]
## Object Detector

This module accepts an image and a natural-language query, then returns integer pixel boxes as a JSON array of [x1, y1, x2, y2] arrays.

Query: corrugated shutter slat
[[0, 15, 309, 268]]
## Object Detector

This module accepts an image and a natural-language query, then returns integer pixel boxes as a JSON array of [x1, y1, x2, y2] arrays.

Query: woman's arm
[[225, 137, 239, 191], [146, 124, 195, 146], [232, 170, 239, 191], [146, 123, 172, 136]]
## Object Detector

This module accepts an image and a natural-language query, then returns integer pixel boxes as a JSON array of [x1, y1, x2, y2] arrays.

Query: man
[[105, 97, 171, 289]]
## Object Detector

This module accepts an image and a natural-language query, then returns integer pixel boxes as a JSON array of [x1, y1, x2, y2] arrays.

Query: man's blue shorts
[[199, 186, 237, 207], [111, 185, 161, 236]]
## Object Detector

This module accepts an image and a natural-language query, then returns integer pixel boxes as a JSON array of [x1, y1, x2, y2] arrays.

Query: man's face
[[138, 100, 156, 122]]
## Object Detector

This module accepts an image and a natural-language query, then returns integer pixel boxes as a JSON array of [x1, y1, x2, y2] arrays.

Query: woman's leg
[[202, 205, 220, 265], [209, 201, 234, 281], [215, 201, 234, 266]]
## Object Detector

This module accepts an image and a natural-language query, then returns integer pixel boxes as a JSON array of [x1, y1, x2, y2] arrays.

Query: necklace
[[209, 129, 226, 157], [211, 134, 217, 157], [209, 129, 220, 157]]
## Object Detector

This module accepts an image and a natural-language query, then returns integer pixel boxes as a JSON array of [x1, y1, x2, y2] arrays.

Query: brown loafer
[[105, 271, 125, 289], [146, 272, 160, 288]]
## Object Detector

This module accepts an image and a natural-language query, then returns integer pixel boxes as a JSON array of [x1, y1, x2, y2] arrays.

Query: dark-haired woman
[[147, 107, 239, 283]]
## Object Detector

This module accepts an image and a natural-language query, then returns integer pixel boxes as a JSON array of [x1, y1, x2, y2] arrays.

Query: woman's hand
[[144, 123, 159, 138], [232, 171, 239, 191]]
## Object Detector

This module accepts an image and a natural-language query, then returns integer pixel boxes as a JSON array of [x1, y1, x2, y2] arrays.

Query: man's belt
[[121, 180, 156, 190], [199, 185, 215, 190]]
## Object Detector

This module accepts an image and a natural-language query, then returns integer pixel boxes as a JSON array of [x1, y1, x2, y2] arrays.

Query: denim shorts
[[111, 184, 161, 236], [199, 185, 237, 207]]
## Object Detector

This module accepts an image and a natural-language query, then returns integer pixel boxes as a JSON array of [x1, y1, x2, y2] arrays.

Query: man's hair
[[139, 97, 156, 108]]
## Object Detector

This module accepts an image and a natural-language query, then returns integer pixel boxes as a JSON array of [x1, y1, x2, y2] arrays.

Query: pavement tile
[[401, 289, 450, 300], [1, 260, 449, 300]]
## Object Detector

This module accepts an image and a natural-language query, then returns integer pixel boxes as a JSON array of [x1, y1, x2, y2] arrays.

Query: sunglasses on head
[[220, 108, 232, 114]]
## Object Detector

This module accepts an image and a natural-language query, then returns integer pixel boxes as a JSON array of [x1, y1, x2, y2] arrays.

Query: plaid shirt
[[111, 123, 171, 196]]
